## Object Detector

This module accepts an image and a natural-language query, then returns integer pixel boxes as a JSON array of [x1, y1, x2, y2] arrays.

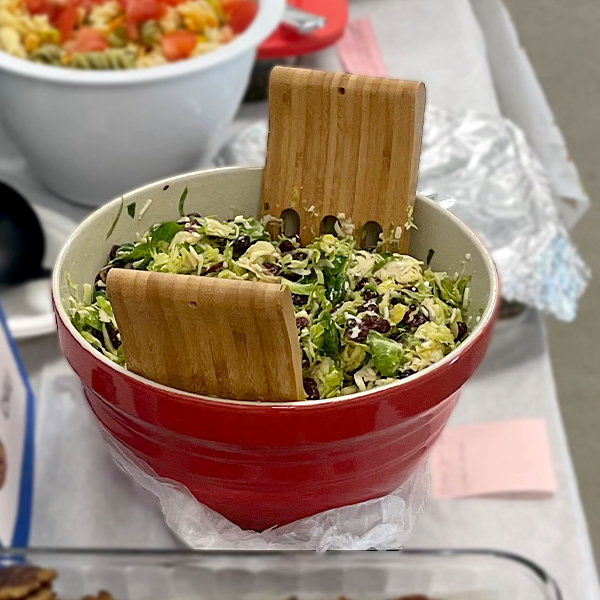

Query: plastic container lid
[[257, 0, 348, 60]]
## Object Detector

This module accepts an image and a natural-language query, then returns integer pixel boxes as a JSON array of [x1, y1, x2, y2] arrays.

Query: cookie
[[26, 587, 54, 600], [0, 567, 57, 600]]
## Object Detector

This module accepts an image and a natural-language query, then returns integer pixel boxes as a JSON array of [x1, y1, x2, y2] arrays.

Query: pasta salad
[[0, 0, 254, 68]]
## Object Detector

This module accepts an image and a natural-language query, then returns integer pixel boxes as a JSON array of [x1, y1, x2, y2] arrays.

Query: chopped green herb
[[150, 221, 184, 247], [127, 202, 136, 218], [426, 248, 435, 266], [105, 197, 124, 240], [178, 186, 188, 217]]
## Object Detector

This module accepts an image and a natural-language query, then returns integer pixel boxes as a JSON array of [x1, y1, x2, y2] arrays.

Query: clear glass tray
[[0, 550, 561, 600]]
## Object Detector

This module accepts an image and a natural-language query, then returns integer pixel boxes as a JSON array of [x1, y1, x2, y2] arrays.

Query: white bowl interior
[[55, 167, 497, 348]]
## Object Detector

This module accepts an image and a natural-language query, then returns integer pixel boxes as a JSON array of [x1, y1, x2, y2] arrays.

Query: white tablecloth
[[7, 1, 598, 599], [20, 313, 600, 599]]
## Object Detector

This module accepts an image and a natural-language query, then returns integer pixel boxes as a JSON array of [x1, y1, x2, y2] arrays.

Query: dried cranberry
[[404, 285, 419, 293], [361, 288, 378, 301], [344, 319, 369, 343], [232, 235, 251, 258], [301, 354, 310, 370], [292, 293, 308, 306], [279, 240, 295, 254], [95, 265, 114, 285], [107, 325, 121, 350], [376, 319, 391, 333], [292, 251, 307, 261], [402, 306, 428, 329], [89, 328, 104, 344], [109, 244, 119, 261], [413, 314, 428, 328], [357, 301, 380, 314], [455, 321, 468, 342], [284, 272, 302, 282], [263, 262, 281, 276], [355, 277, 368, 291], [374, 276, 382, 284], [303, 377, 320, 400], [202, 261, 224, 275], [363, 314, 391, 333], [296, 316, 309, 330]]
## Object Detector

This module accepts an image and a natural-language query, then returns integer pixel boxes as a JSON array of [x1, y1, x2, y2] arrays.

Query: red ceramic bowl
[[53, 167, 499, 531]]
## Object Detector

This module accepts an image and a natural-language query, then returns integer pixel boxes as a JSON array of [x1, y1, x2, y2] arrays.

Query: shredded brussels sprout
[[68, 214, 471, 400]]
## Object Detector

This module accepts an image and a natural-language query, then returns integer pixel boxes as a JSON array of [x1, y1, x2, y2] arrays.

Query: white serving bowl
[[0, 0, 283, 206]]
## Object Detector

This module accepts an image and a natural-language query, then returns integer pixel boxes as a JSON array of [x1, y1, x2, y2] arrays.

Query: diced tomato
[[53, 1, 77, 42], [125, 18, 137, 40], [227, 0, 256, 34], [124, 0, 163, 39], [24, 0, 47, 14], [64, 27, 107, 53], [220, 0, 237, 14], [161, 31, 197, 61]]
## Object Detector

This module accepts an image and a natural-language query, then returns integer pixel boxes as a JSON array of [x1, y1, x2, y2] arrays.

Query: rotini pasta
[[0, 0, 252, 70], [135, 48, 167, 68], [30, 43, 61, 64], [176, 1, 219, 34], [190, 40, 220, 57], [139, 20, 160, 47], [106, 25, 127, 47], [158, 6, 180, 35], [88, 1, 121, 32], [71, 48, 135, 69], [0, 25, 25, 57]]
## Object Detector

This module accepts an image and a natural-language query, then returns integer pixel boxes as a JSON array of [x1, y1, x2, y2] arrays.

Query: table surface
[[7, 1, 600, 599]]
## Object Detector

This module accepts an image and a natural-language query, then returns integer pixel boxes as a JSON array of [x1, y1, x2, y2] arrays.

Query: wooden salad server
[[106, 269, 305, 402], [261, 66, 425, 252], [106, 67, 425, 402]]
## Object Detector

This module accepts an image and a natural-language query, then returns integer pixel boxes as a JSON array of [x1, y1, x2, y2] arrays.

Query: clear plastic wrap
[[215, 107, 589, 321], [105, 431, 430, 551]]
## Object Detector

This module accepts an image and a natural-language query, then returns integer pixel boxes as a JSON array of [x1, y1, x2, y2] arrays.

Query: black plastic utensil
[[0, 182, 48, 286]]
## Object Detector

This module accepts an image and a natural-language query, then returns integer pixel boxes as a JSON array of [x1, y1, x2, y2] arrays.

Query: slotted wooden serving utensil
[[106, 66, 425, 403], [261, 66, 425, 251], [106, 269, 304, 402]]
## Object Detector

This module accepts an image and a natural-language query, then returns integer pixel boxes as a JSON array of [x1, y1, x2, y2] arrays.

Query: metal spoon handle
[[282, 5, 326, 35]]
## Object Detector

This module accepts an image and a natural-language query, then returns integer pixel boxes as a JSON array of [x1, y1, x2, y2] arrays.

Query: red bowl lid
[[257, 0, 348, 60]]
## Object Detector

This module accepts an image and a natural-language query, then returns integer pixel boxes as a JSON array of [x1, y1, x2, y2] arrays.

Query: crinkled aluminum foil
[[215, 107, 589, 321]]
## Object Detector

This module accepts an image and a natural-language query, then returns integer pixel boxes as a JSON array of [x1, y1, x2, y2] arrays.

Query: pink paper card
[[337, 17, 388, 77], [430, 419, 557, 499]]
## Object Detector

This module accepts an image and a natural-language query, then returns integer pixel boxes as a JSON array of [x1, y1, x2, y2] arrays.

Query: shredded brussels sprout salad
[[67, 213, 471, 400]]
